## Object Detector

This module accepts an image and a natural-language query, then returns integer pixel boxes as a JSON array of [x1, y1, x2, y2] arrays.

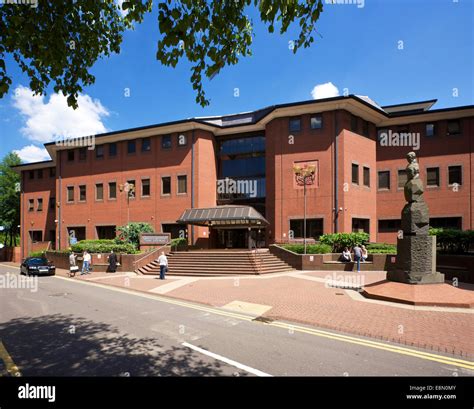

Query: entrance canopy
[[177, 205, 269, 228]]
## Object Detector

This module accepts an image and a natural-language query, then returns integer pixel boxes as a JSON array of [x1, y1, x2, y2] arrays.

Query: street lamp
[[293, 164, 316, 254]]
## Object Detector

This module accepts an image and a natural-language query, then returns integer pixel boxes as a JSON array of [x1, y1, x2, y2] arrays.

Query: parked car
[[20, 257, 56, 276]]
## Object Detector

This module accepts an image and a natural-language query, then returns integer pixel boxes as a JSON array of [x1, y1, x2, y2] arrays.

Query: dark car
[[20, 257, 56, 276]]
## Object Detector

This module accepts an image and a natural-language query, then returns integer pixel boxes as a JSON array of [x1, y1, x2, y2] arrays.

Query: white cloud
[[14, 145, 50, 163], [311, 82, 340, 100], [12, 85, 110, 143], [115, 0, 128, 17]]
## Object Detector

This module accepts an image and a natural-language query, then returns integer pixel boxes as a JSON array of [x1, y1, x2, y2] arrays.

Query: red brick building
[[13, 95, 474, 257]]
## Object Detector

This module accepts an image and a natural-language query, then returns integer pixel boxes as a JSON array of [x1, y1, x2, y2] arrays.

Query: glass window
[[310, 115, 322, 130], [37, 169, 43, 179], [141, 138, 151, 152], [162, 176, 171, 195], [96, 145, 104, 159], [352, 164, 359, 184], [178, 134, 187, 146], [29, 170, 34, 179], [109, 182, 117, 199], [109, 143, 117, 157], [426, 167, 439, 187], [351, 115, 358, 132], [289, 219, 323, 239], [362, 121, 369, 136], [447, 120, 460, 135], [79, 147, 87, 161], [96, 183, 104, 200], [162, 135, 172, 149], [127, 140, 136, 154], [221, 157, 265, 178], [430, 217, 462, 230], [28, 199, 34, 211], [177, 175, 187, 194], [289, 117, 301, 133], [219, 136, 265, 155], [448, 166, 462, 185], [67, 150, 75, 162], [37, 198, 43, 211], [79, 185, 86, 201], [67, 186, 74, 202], [426, 123, 435, 137], [142, 179, 150, 196], [49, 167, 56, 177], [378, 171, 390, 190], [398, 170, 407, 188], [49, 197, 55, 211], [363, 167, 370, 187], [377, 129, 388, 141], [126, 180, 136, 198], [378, 219, 401, 233]]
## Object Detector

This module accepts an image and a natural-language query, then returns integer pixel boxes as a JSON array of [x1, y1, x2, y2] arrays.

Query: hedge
[[365, 243, 397, 254], [71, 239, 139, 254], [319, 233, 369, 253], [28, 251, 46, 258], [429, 228, 474, 254], [281, 243, 332, 254]]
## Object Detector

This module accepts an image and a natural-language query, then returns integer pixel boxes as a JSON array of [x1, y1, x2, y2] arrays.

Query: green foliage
[[319, 233, 370, 253], [115, 222, 154, 247], [0, 152, 21, 247], [429, 228, 474, 254], [28, 251, 45, 258], [365, 243, 397, 254], [1, 1, 323, 108], [170, 237, 187, 250], [281, 243, 331, 254], [71, 239, 138, 254]]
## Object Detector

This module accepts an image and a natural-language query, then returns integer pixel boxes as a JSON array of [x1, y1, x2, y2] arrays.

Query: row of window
[[28, 167, 55, 180], [377, 119, 461, 139], [28, 197, 55, 212], [377, 165, 462, 190], [289, 114, 371, 137], [351, 164, 371, 187], [378, 217, 462, 232], [66, 175, 188, 203]]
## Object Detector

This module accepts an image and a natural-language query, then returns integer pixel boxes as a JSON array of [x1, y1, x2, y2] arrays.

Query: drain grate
[[48, 293, 69, 297], [252, 316, 274, 324]]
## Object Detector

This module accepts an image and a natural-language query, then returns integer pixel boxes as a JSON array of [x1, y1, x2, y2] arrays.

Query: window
[[177, 175, 187, 194], [30, 231, 43, 242], [141, 138, 151, 152], [352, 163, 359, 184], [289, 117, 301, 133], [162, 223, 187, 239], [310, 115, 322, 130], [79, 185, 86, 201], [28, 199, 34, 212], [49, 197, 55, 211], [96, 183, 104, 200], [126, 180, 136, 198], [49, 167, 56, 177], [430, 217, 462, 230], [96, 226, 116, 240], [378, 171, 390, 190], [67, 186, 74, 202], [448, 166, 462, 185], [362, 120, 369, 137], [161, 176, 171, 195], [377, 129, 388, 141], [37, 169, 43, 179], [67, 150, 75, 161], [425, 123, 435, 137], [363, 167, 370, 187], [447, 120, 460, 135], [351, 115, 358, 132], [289, 219, 323, 239], [127, 140, 136, 154], [109, 143, 117, 157], [161, 135, 172, 149], [141, 179, 150, 197], [29, 170, 34, 179], [109, 182, 117, 199], [96, 145, 104, 159], [378, 219, 401, 233], [37, 198, 43, 212], [352, 218, 369, 234], [398, 170, 407, 188], [177, 134, 187, 146], [79, 148, 87, 161], [426, 167, 439, 187]]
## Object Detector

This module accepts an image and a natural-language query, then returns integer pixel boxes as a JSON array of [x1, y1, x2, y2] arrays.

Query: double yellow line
[[0, 341, 21, 377]]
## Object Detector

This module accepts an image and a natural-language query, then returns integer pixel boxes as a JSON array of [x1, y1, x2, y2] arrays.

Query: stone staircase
[[136, 249, 294, 276]]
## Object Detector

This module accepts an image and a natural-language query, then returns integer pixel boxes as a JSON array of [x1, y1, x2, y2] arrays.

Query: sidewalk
[[4, 262, 473, 359]]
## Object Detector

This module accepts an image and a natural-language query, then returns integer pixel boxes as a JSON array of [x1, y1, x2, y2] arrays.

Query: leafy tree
[[0, 0, 323, 107], [0, 152, 21, 247], [115, 222, 154, 248]]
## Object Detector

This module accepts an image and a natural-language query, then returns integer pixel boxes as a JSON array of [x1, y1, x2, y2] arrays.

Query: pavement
[[0, 262, 473, 377], [3, 262, 472, 359]]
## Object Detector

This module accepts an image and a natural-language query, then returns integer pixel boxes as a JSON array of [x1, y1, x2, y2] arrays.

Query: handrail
[[132, 243, 170, 271], [250, 242, 263, 274]]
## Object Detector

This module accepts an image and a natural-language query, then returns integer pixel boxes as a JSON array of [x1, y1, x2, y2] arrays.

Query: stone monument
[[387, 152, 445, 284]]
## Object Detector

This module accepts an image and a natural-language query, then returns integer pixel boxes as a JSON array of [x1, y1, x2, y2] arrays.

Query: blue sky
[[0, 0, 473, 162]]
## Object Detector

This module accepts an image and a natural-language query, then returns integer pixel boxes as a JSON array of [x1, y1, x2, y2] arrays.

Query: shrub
[[28, 251, 45, 257], [281, 243, 332, 254], [115, 222, 154, 247], [71, 239, 139, 254], [319, 232, 370, 253], [429, 228, 474, 254], [170, 237, 187, 250], [365, 243, 397, 254]]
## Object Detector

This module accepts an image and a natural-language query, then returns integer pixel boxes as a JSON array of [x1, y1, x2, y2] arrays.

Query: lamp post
[[293, 164, 316, 255]]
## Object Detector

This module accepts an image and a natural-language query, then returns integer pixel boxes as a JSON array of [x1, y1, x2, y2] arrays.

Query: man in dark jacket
[[107, 250, 118, 273]]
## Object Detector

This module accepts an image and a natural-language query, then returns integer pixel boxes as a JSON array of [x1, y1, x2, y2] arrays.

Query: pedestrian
[[361, 245, 368, 262], [353, 244, 362, 272], [69, 249, 78, 277], [107, 250, 118, 273], [341, 247, 352, 262], [81, 250, 91, 275], [157, 251, 168, 280]]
